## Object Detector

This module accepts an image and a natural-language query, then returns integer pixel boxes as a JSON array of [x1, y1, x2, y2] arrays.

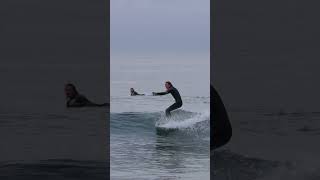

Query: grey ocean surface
[[111, 57, 210, 179], [212, 108, 320, 180], [0, 0, 108, 179], [0, 64, 109, 180], [212, 0, 320, 179]]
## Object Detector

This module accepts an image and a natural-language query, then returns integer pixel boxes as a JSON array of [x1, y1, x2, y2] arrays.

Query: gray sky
[[111, 0, 210, 56]]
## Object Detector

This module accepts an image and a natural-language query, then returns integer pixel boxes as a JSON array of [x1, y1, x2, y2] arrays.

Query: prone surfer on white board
[[64, 83, 109, 108], [152, 81, 183, 117], [130, 88, 145, 96]]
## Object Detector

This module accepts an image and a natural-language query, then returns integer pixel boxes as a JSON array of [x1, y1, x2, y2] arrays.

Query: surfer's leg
[[165, 103, 182, 116], [165, 109, 171, 116], [165, 104, 175, 117]]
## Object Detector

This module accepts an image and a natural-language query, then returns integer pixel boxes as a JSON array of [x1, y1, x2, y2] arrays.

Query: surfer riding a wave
[[129, 83, 232, 149], [152, 81, 183, 117]]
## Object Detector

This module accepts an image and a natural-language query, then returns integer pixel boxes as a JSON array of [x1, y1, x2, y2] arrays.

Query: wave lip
[[155, 110, 210, 131]]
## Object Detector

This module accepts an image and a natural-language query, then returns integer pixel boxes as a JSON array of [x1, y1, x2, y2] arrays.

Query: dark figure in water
[[130, 88, 144, 96], [211, 85, 232, 149], [64, 83, 108, 108], [152, 81, 183, 117]]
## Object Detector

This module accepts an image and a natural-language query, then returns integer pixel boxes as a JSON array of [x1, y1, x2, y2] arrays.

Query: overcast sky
[[111, 0, 210, 57]]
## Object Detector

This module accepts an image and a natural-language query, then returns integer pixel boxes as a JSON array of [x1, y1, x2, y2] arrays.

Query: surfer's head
[[64, 83, 79, 98], [130, 88, 135, 93], [165, 81, 173, 90]]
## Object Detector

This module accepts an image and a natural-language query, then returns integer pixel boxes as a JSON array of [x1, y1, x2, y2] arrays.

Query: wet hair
[[65, 83, 79, 95], [165, 81, 172, 87]]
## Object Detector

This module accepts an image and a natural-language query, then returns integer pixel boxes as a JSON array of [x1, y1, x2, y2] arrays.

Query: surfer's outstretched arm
[[152, 91, 168, 96]]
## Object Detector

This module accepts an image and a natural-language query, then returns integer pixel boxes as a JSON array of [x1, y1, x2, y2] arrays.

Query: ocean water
[[212, 0, 320, 179], [111, 57, 210, 179], [213, 108, 320, 180], [0, 64, 109, 180], [0, 0, 109, 179]]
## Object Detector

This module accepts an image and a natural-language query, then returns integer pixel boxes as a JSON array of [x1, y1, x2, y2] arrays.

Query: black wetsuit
[[211, 85, 232, 149], [131, 91, 144, 96], [67, 94, 108, 107], [131, 91, 139, 96], [154, 87, 183, 116]]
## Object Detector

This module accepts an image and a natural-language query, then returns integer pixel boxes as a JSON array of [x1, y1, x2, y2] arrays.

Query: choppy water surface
[[111, 109, 210, 180], [213, 108, 320, 180], [0, 108, 109, 180], [0, 63, 109, 180]]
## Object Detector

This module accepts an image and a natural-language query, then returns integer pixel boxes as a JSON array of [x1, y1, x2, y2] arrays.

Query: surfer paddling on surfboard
[[152, 81, 183, 117], [64, 83, 108, 108], [130, 88, 145, 96]]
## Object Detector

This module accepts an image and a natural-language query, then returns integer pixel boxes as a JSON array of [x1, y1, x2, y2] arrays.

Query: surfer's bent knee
[[165, 110, 171, 117]]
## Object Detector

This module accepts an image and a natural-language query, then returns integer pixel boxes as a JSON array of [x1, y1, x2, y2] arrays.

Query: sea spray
[[155, 109, 210, 137]]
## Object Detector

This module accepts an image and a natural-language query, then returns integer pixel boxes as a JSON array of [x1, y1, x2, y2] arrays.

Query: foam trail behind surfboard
[[156, 110, 210, 129]]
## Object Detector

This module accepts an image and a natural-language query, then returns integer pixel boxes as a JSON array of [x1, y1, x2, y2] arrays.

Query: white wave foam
[[156, 110, 210, 129]]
